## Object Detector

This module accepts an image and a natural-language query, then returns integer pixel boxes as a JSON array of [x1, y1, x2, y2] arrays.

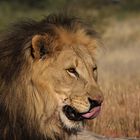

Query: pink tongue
[[81, 106, 101, 119]]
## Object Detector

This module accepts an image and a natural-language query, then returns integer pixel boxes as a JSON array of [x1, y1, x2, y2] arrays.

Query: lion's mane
[[0, 14, 98, 140]]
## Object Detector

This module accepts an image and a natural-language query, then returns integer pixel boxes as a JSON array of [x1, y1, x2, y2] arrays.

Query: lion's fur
[[0, 14, 103, 140]]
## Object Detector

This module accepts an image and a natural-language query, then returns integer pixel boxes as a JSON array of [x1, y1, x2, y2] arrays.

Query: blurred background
[[0, 0, 140, 138]]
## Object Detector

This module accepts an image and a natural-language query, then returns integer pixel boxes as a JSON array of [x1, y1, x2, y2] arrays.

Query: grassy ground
[[0, 1, 140, 138], [92, 16, 140, 138]]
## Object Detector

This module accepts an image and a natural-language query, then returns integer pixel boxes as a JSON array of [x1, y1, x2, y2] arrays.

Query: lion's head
[[0, 14, 103, 140]]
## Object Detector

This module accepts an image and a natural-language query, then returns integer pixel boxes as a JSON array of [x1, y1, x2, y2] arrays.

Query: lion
[[0, 14, 103, 140]]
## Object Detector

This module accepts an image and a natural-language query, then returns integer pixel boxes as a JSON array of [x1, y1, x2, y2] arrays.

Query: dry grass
[[91, 16, 140, 138]]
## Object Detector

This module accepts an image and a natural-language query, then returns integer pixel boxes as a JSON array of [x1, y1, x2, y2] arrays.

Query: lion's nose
[[88, 97, 103, 109]]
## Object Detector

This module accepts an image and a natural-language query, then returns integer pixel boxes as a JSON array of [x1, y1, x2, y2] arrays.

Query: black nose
[[88, 98, 102, 109], [63, 105, 83, 121]]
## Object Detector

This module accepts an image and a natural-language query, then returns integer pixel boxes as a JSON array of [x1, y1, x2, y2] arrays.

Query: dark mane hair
[[0, 13, 97, 140]]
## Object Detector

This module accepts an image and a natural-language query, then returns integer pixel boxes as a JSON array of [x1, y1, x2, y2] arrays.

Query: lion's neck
[[0, 108, 73, 139], [0, 116, 64, 140], [0, 75, 77, 140]]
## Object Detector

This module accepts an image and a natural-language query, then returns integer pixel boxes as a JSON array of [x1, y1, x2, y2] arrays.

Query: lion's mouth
[[63, 105, 101, 121]]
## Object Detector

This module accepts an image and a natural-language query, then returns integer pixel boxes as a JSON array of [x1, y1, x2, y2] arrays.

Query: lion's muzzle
[[63, 98, 102, 121]]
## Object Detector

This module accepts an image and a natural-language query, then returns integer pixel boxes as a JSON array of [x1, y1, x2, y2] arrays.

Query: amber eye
[[66, 68, 79, 77], [93, 65, 97, 71], [93, 65, 97, 81]]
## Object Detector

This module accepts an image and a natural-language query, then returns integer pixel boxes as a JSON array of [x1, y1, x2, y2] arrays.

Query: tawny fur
[[0, 14, 103, 140]]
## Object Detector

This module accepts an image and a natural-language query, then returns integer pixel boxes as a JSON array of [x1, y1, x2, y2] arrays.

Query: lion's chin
[[59, 111, 84, 133]]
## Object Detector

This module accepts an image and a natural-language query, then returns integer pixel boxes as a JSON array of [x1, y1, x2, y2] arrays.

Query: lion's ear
[[31, 35, 49, 59]]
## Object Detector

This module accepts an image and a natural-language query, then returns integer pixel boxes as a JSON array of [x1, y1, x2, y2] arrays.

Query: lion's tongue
[[81, 106, 101, 119]]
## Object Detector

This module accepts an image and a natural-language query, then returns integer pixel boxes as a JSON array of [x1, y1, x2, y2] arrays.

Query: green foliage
[[0, 0, 140, 31]]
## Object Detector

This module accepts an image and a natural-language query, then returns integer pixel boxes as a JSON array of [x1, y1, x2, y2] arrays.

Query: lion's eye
[[93, 65, 97, 81], [93, 65, 97, 71], [66, 68, 79, 78]]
